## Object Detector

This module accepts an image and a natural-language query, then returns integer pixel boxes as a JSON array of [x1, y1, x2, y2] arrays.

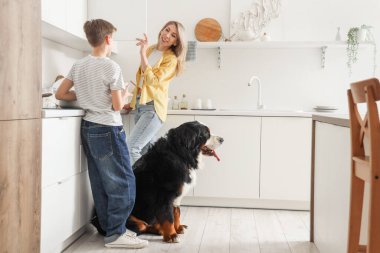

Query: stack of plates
[[313, 105, 338, 112]]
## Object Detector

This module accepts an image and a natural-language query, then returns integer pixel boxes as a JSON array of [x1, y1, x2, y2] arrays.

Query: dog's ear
[[168, 126, 197, 150]]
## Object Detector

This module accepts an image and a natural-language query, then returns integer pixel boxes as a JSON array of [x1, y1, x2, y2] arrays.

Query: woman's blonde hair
[[157, 21, 187, 75]]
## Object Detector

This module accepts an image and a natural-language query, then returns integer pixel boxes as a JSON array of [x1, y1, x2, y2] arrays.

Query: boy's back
[[67, 55, 125, 126]]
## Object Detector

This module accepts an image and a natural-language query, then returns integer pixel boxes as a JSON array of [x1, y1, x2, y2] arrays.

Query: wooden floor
[[63, 206, 319, 253]]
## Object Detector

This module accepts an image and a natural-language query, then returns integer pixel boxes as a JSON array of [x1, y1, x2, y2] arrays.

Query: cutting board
[[195, 18, 222, 42]]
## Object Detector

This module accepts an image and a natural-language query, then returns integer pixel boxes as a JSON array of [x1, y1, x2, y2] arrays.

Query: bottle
[[179, 94, 188, 110], [172, 96, 179, 110]]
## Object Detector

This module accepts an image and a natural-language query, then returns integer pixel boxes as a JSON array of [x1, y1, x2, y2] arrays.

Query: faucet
[[248, 76, 264, 109]]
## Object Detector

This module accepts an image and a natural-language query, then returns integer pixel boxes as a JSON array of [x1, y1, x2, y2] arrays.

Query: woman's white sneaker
[[105, 231, 148, 248]]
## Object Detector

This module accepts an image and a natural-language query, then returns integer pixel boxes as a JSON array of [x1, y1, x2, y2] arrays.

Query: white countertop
[[42, 108, 85, 118], [42, 108, 346, 118], [165, 109, 313, 117]]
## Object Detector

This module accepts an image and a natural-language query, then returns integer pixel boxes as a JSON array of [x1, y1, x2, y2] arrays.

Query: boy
[[55, 19, 148, 249]]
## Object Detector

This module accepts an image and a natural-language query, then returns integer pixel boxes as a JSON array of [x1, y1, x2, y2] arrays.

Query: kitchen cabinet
[[41, 171, 92, 253], [87, 0, 147, 41], [311, 116, 369, 253], [312, 121, 351, 253], [1, 0, 41, 251], [193, 116, 261, 200], [67, 0, 88, 38], [260, 117, 312, 202], [0, 119, 41, 252], [41, 0, 66, 31], [40, 116, 93, 253], [155, 115, 195, 139], [42, 0, 87, 39], [124, 113, 312, 209], [41, 117, 82, 188]]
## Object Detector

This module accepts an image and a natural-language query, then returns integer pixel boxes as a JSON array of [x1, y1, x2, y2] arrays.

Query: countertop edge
[[312, 114, 349, 127]]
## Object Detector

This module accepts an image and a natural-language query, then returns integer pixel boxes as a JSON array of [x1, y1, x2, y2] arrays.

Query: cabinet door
[[0, 119, 41, 252], [193, 116, 261, 199], [41, 0, 66, 30], [67, 0, 87, 38], [155, 115, 195, 138], [260, 117, 312, 201], [40, 171, 93, 253], [87, 0, 147, 41], [41, 117, 81, 188]]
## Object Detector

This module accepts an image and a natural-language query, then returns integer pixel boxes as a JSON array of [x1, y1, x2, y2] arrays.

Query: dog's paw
[[163, 233, 180, 243], [176, 224, 188, 234]]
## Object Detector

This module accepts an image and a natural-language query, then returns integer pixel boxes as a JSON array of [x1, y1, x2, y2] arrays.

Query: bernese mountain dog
[[127, 121, 223, 243], [91, 121, 223, 243]]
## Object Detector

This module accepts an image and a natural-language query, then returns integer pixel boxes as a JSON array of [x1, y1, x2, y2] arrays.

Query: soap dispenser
[[172, 96, 179, 110], [179, 94, 188, 110]]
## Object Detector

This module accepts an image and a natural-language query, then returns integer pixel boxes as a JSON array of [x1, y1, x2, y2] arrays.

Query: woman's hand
[[136, 33, 149, 55], [137, 33, 149, 72]]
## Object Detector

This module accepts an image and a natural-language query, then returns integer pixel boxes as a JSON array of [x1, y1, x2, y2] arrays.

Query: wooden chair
[[347, 78, 380, 253]]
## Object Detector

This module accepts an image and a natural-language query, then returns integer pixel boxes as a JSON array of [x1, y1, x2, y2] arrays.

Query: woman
[[125, 21, 187, 165]]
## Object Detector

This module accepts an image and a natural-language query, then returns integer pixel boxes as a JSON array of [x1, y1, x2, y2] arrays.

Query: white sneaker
[[105, 231, 149, 248]]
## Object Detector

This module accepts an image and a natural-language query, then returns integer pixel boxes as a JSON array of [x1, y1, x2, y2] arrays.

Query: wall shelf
[[42, 21, 118, 54], [197, 41, 374, 49], [197, 41, 374, 69]]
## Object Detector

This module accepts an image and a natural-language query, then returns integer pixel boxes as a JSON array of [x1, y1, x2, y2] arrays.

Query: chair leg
[[367, 178, 380, 253], [347, 166, 365, 253]]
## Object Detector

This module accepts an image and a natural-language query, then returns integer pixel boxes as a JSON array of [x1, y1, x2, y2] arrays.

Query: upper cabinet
[[41, 0, 66, 30], [88, 0, 147, 41], [67, 0, 88, 38], [42, 0, 87, 39]]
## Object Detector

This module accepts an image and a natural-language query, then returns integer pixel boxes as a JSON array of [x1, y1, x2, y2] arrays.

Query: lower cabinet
[[41, 172, 93, 253], [41, 117, 93, 253], [193, 116, 261, 200], [125, 114, 312, 209], [260, 117, 312, 202]]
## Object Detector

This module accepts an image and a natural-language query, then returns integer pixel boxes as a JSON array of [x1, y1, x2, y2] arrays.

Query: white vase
[[238, 30, 256, 41]]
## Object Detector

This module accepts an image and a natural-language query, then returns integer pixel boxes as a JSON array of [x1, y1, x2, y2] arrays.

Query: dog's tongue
[[212, 150, 220, 161]]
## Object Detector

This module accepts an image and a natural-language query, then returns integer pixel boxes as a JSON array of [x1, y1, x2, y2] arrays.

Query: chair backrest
[[348, 78, 380, 178]]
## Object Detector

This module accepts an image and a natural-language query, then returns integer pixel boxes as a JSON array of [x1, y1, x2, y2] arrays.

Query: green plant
[[347, 27, 360, 75]]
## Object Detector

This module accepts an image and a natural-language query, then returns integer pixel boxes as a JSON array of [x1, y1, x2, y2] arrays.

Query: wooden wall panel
[[0, 0, 41, 120], [0, 119, 42, 253]]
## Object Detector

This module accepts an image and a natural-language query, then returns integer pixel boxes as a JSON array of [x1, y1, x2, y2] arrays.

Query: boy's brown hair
[[83, 19, 117, 47]]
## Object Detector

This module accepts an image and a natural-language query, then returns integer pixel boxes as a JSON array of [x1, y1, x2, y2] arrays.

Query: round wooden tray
[[195, 18, 222, 42]]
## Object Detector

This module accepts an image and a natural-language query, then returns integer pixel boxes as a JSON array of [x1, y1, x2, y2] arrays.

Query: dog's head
[[167, 121, 223, 163]]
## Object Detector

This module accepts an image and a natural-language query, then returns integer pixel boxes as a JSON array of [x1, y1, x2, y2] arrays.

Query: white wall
[[115, 0, 380, 112], [42, 39, 85, 88], [43, 0, 380, 112]]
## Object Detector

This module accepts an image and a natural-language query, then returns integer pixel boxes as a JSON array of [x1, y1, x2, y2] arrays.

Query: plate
[[315, 105, 339, 110], [313, 107, 338, 112], [191, 108, 217, 111]]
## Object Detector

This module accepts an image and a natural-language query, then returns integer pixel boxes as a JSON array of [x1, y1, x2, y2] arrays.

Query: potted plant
[[346, 27, 360, 75]]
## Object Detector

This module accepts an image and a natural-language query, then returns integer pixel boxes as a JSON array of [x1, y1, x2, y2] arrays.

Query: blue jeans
[[128, 101, 163, 165], [81, 120, 135, 241]]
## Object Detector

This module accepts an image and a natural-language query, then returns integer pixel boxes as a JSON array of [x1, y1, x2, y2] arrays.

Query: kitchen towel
[[185, 41, 197, 61]]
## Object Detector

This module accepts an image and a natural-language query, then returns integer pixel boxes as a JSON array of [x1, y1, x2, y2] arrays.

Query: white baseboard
[[181, 196, 310, 210]]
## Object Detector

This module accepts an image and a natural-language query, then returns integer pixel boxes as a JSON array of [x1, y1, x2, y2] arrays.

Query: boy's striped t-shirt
[[67, 55, 125, 126]]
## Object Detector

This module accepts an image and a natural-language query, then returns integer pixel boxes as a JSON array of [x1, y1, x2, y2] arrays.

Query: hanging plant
[[346, 27, 360, 75]]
